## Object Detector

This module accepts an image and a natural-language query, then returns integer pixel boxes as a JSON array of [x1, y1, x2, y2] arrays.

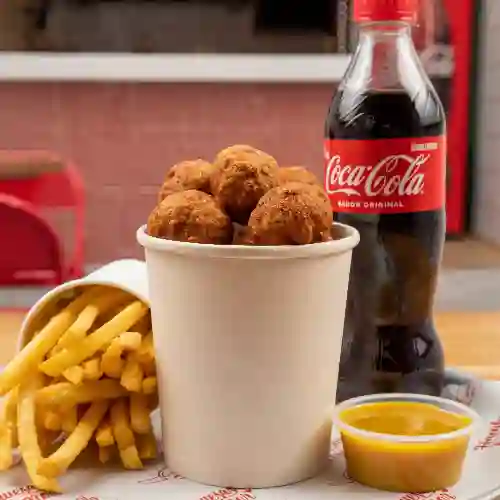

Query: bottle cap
[[353, 0, 419, 23]]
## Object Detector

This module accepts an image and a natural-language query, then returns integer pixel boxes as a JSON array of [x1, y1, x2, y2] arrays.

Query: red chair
[[0, 194, 64, 285], [0, 151, 85, 285]]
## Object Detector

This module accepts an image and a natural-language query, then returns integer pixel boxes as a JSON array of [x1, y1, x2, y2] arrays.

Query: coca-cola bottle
[[324, 0, 446, 402]]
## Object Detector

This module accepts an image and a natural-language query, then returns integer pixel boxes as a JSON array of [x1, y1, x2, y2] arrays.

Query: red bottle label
[[324, 136, 446, 213]]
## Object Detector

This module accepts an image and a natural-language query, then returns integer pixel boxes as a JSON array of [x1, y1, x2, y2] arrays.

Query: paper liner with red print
[[0, 371, 499, 500]]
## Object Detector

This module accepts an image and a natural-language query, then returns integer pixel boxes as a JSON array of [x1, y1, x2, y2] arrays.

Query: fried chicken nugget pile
[[147, 144, 337, 246], [246, 183, 333, 245]]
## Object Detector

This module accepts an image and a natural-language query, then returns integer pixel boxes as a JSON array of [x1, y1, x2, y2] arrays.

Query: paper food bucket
[[137, 222, 360, 489], [18, 259, 149, 348]]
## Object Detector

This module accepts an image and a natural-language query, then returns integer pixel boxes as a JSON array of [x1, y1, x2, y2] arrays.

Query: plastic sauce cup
[[332, 393, 480, 493]]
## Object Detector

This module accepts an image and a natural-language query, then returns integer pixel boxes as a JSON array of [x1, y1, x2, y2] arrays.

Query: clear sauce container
[[333, 393, 480, 493]]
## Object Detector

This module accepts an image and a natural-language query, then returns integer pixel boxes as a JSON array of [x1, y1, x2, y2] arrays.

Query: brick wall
[[0, 82, 335, 265], [475, 0, 500, 243]]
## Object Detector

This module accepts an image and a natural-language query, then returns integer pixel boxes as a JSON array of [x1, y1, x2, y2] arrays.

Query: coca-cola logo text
[[325, 154, 428, 198]]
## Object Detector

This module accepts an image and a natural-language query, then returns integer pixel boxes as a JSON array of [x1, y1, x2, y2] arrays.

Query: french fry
[[0, 288, 100, 395], [121, 354, 143, 393], [38, 400, 109, 477], [51, 290, 127, 355], [40, 301, 149, 377], [110, 399, 142, 470], [50, 304, 98, 355], [101, 341, 124, 379], [137, 430, 157, 460], [17, 374, 61, 492], [142, 378, 157, 397], [142, 377, 157, 395], [110, 400, 134, 449], [95, 416, 114, 448], [0, 388, 18, 470], [136, 332, 153, 361], [98, 444, 113, 464], [136, 333, 156, 376], [0, 424, 12, 471], [5, 388, 18, 447], [117, 332, 142, 351], [118, 447, 143, 470], [4, 388, 18, 443], [61, 406, 78, 434], [129, 394, 151, 434], [62, 365, 84, 385], [37, 380, 127, 407], [101, 331, 142, 379], [82, 357, 102, 381], [42, 409, 62, 432]]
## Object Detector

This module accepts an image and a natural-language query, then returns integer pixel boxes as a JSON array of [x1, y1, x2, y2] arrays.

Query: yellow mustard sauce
[[339, 402, 473, 493]]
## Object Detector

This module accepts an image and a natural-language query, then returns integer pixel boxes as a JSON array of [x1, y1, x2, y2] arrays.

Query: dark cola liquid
[[326, 89, 446, 402]]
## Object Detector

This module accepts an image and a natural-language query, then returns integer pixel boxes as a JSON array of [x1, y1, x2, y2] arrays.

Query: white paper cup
[[18, 259, 149, 348], [137, 223, 360, 488]]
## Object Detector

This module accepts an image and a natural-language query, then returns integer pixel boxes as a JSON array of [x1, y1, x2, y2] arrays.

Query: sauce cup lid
[[332, 393, 481, 444]]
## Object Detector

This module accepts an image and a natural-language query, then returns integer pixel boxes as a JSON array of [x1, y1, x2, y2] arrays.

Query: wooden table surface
[[0, 310, 499, 379]]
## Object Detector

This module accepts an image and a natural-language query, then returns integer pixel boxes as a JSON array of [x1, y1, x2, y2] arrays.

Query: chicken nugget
[[158, 159, 216, 202], [276, 166, 321, 187], [214, 144, 260, 164], [147, 190, 232, 244], [211, 149, 279, 224], [247, 182, 333, 245]]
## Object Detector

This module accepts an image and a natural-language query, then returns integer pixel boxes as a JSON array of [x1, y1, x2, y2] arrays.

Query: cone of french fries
[[0, 259, 157, 493]]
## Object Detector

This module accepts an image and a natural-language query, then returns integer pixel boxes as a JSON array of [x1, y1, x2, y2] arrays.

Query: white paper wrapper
[[0, 371, 499, 500]]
